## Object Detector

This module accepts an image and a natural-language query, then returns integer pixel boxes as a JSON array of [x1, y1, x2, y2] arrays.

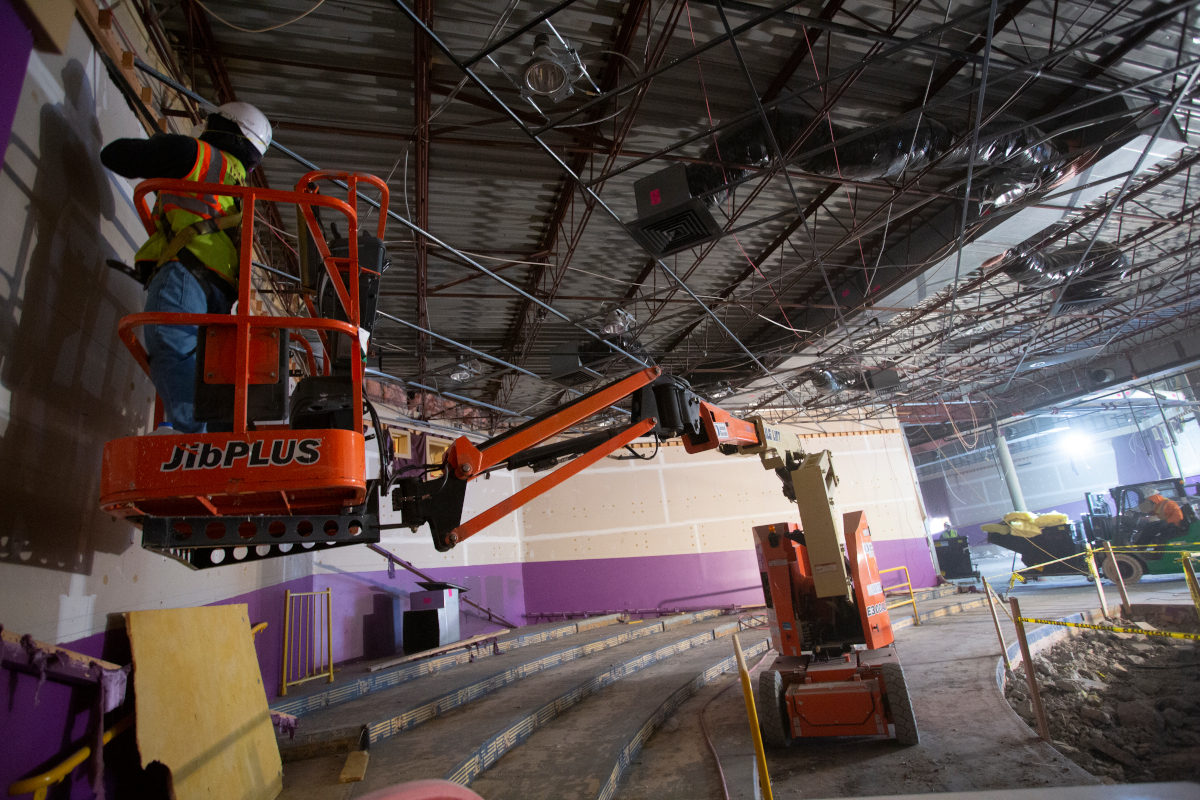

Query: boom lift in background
[[393, 367, 920, 746], [100, 173, 917, 745]]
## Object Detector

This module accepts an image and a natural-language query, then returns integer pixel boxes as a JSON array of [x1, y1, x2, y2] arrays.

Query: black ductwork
[[810, 367, 902, 395], [685, 109, 1061, 209], [1000, 241, 1129, 307]]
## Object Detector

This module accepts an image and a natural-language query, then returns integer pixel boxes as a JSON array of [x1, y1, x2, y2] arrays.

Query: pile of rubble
[[1003, 621, 1200, 784]]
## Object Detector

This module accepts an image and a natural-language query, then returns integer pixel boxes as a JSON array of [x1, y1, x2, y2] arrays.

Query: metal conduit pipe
[[685, 110, 1061, 210]]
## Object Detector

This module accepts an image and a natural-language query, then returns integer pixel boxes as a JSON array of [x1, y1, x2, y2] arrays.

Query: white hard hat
[[216, 101, 272, 156]]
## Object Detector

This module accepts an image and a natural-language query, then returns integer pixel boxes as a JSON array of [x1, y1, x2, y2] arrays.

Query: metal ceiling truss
[[151, 0, 1200, 439]]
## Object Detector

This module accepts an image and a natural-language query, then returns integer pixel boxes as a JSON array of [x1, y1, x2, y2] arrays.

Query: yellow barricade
[[1016, 616, 1200, 641]]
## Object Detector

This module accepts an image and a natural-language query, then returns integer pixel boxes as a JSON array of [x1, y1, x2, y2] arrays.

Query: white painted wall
[[0, 21, 329, 644], [517, 416, 930, 564]]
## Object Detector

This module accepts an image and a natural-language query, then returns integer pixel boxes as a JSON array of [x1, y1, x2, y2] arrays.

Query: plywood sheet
[[127, 605, 282, 800]]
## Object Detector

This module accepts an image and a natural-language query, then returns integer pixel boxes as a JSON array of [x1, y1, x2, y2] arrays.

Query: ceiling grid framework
[[143, 0, 1200, 444]]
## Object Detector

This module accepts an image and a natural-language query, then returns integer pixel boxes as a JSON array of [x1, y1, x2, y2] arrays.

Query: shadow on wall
[[0, 59, 148, 575]]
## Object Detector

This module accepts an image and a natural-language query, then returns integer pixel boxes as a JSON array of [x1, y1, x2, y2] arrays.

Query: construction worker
[[1135, 493, 1186, 545], [941, 521, 959, 538], [100, 103, 272, 432]]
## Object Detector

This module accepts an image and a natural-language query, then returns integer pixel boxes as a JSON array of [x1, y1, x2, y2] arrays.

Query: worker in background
[[941, 521, 959, 538], [1135, 493, 1186, 544], [100, 103, 272, 433]]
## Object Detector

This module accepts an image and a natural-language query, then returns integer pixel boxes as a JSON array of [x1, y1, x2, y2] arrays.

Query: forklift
[[1083, 479, 1200, 583], [985, 479, 1200, 584]]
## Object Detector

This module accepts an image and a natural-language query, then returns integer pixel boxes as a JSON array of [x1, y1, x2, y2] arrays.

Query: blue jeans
[[144, 261, 233, 433]]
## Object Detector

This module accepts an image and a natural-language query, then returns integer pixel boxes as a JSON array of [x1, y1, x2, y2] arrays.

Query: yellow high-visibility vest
[[135, 140, 246, 285]]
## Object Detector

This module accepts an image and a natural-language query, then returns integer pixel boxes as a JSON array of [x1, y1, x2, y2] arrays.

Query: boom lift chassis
[[393, 365, 920, 745]]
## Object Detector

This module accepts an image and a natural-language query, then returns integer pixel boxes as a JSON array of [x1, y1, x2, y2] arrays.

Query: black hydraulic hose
[[363, 395, 392, 489]]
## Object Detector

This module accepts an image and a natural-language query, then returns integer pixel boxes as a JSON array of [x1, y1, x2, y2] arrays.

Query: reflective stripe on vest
[[135, 140, 246, 284]]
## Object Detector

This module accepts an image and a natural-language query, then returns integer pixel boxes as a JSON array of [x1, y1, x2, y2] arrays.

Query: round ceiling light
[[524, 60, 568, 97], [520, 33, 580, 104]]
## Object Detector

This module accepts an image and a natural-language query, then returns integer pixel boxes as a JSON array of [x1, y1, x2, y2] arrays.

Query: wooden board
[[338, 750, 369, 783], [127, 605, 282, 800]]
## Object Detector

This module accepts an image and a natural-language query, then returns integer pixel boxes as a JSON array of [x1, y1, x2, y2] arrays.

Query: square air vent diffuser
[[629, 164, 723, 257]]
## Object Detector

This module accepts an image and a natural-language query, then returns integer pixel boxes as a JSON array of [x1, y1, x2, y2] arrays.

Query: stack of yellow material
[[982, 511, 1072, 539]]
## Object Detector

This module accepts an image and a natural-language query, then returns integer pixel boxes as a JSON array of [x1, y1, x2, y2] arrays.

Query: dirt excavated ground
[[1004, 619, 1200, 784]]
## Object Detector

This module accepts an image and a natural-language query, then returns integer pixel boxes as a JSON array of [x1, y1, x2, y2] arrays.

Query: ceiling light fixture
[[521, 33, 583, 104], [602, 308, 635, 335], [450, 358, 481, 382]]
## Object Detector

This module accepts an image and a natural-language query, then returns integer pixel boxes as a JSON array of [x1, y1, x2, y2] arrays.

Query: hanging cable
[[193, 0, 328, 33]]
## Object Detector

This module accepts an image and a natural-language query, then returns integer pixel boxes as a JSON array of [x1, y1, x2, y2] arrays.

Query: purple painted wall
[[3, 536, 939, 795], [1114, 430, 1174, 485], [522, 550, 764, 616], [919, 475, 952, 520], [522, 538, 940, 616], [874, 537, 938, 589], [0, 626, 116, 800], [221, 574, 315, 700], [0, 0, 33, 157], [0, 559, 524, 797], [312, 561, 524, 674]]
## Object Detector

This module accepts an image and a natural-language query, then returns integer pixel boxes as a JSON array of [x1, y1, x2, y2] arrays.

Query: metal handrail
[[7, 715, 134, 799], [281, 589, 334, 695], [879, 565, 920, 626]]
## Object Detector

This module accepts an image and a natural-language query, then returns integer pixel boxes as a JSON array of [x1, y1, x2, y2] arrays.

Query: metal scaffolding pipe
[[991, 420, 1027, 512]]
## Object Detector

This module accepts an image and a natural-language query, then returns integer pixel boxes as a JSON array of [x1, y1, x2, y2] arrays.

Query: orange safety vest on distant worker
[[1147, 494, 1184, 526]]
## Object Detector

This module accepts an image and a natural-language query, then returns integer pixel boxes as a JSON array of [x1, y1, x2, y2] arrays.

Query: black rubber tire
[[882, 662, 920, 746], [1103, 553, 1144, 585], [756, 666, 793, 748]]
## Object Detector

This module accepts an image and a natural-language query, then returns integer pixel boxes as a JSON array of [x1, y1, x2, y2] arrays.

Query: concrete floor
[[714, 577, 1190, 798], [613, 576, 1191, 799], [280, 576, 1195, 799]]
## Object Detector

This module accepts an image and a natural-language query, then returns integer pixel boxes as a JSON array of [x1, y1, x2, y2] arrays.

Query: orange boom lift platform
[[390, 374, 919, 746], [100, 171, 390, 569]]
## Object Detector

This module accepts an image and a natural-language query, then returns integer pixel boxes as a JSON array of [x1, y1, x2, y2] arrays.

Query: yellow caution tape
[[1017, 617, 1200, 641]]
